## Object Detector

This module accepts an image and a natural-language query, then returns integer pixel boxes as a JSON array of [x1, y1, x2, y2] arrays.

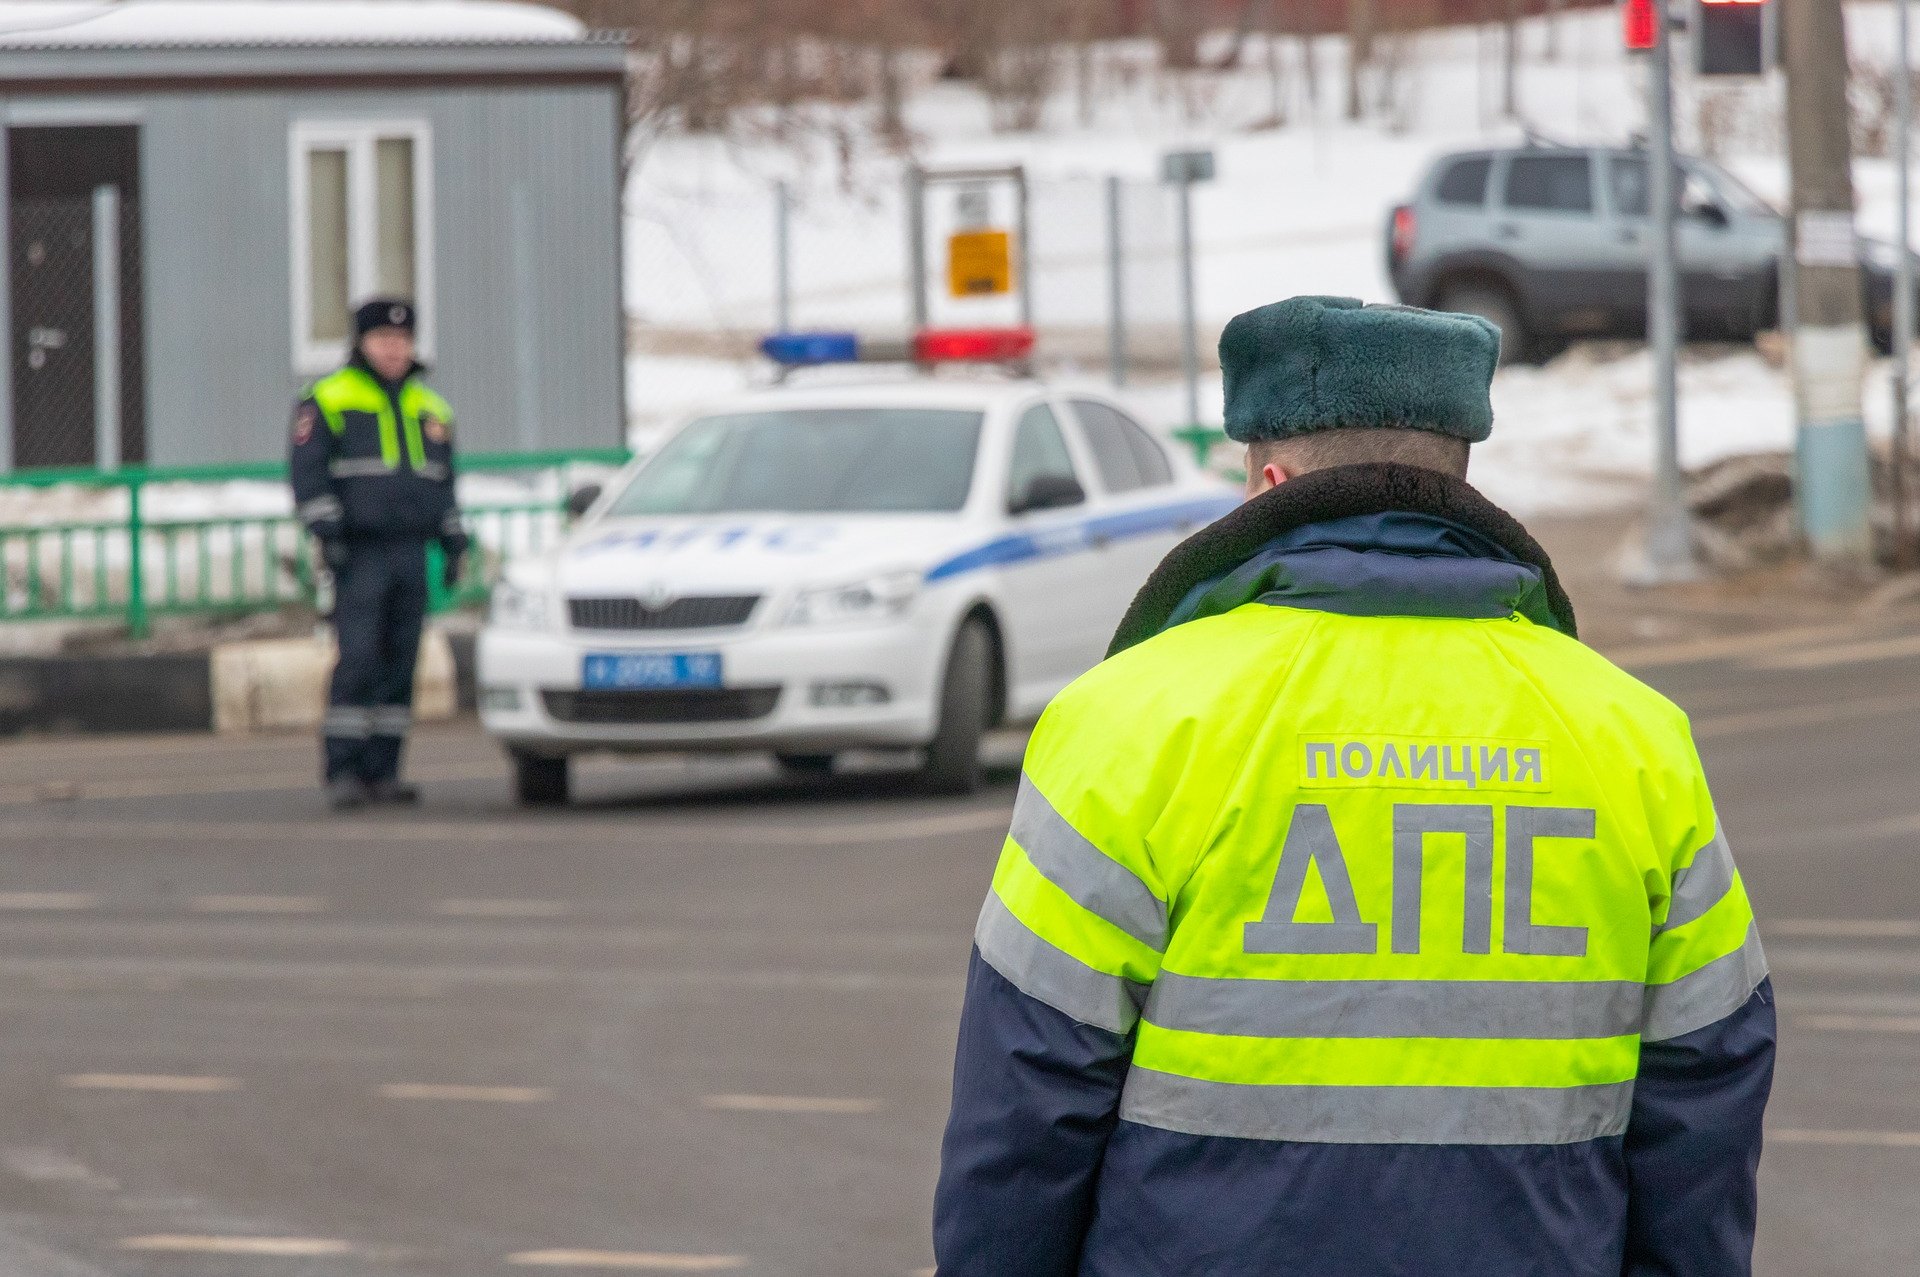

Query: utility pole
[[1894, 0, 1915, 569], [1784, 0, 1874, 568], [1504, 0, 1521, 119], [1634, 0, 1695, 583]]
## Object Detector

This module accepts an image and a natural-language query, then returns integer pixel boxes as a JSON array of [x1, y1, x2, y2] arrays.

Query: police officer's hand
[[442, 555, 464, 591], [322, 539, 350, 573]]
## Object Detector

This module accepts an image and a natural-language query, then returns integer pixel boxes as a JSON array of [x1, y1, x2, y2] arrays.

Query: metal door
[[7, 125, 144, 470], [10, 198, 97, 468]]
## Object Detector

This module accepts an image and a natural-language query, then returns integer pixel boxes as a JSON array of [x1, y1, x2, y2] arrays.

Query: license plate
[[582, 652, 723, 690]]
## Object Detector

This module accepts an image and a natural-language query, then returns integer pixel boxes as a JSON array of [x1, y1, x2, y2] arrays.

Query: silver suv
[[1386, 142, 1906, 362]]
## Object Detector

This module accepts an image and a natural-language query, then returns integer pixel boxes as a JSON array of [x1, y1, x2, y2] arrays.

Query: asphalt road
[[0, 619, 1914, 1275]]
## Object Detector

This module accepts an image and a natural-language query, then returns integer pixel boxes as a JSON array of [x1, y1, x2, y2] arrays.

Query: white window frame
[[289, 119, 435, 375]]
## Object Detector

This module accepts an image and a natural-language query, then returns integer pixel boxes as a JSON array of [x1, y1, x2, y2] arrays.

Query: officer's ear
[[1244, 447, 1293, 500]]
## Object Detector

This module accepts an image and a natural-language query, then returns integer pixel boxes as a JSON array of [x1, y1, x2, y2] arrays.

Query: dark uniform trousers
[[324, 538, 428, 784]]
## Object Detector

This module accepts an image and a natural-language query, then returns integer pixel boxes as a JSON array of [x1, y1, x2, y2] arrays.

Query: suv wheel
[[1438, 280, 1529, 366], [511, 751, 570, 806]]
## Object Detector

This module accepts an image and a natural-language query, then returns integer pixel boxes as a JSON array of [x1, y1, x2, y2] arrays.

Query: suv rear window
[[1072, 400, 1173, 493], [1502, 155, 1594, 214], [1434, 157, 1491, 206]]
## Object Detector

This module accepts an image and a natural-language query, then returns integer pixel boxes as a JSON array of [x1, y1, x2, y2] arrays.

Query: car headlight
[[489, 580, 552, 631], [786, 570, 921, 628]]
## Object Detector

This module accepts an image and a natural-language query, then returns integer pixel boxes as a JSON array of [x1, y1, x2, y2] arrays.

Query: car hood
[[535, 513, 988, 596]]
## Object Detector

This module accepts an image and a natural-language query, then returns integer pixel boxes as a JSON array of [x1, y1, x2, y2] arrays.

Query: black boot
[[326, 777, 374, 811], [367, 779, 421, 806]]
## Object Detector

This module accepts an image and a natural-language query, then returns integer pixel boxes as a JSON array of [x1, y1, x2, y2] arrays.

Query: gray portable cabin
[[0, 1, 627, 471]]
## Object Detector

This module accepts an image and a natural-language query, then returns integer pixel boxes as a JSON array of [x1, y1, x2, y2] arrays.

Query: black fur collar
[[1108, 463, 1577, 657]]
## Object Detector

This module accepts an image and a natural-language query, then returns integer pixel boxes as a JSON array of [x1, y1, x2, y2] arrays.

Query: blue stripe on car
[[925, 495, 1237, 583]]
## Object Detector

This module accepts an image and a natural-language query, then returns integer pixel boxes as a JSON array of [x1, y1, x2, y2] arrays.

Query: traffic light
[[1694, 0, 1773, 77]]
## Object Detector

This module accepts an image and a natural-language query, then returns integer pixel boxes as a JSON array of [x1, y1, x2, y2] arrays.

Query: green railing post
[[125, 471, 148, 639]]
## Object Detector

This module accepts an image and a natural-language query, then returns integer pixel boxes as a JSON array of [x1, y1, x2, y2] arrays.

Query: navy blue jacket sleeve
[[288, 396, 343, 542], [1623, 978, 1777, 1277], [933, 949, 1132, 1277]]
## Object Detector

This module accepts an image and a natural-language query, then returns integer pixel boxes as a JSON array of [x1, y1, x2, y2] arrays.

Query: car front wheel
[[511, 750, 570, 806], [918, 619, 993, 796]]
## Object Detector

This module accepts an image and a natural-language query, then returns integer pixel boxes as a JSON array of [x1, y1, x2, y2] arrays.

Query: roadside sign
[[1694, 0, 1772, 76], [1160, 149, 1216, 185], [948, 229, 1014, 297]]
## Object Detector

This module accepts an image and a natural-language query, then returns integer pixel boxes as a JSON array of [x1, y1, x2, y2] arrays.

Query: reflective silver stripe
[[1145, 973, 1642, 1041], [1644, 921, 1768, 1042], [1010, 774, 1167, 950], [329, 457, 395, 478], [369, 707, 412, 737], [297, 495, 343, 523], [1119, 1068, 1635, 1145], [322, 707, 373, 740], [416, 462, 449, 481], [975, 892, 1147, 1034], [1658, 826, 1737, 934]]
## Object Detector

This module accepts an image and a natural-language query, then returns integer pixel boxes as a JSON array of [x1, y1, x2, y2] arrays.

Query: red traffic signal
[[1623, 0, 1659, 50]]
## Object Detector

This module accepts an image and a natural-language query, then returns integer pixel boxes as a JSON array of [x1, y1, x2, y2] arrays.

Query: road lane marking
[[432, 899, 574, 918], [189, 894, 326, 914], [700, 1093, 882, 1114], [119, 1235, 354, 1256], [378, 1083, 553, 1103], [0, 808, 1017, 848], [0, 891, 96, 910], [1747, 632, 1920, 671], [1800, 1014, 1920, 1033], [1611, 623, 1864, 670], [508, 1251, 746, 1270], [1692, 690, 1920, 740], [1770, 1129, 1920, 1148], [60, 1073, 240, 1093], [1768, 918, 1920, 938]]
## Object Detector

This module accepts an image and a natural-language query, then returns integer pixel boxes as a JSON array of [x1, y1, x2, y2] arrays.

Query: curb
[[0, 629, 477, 737]]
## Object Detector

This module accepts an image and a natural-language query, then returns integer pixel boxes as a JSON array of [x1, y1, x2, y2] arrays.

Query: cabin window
[[290, 121, 432, 373]]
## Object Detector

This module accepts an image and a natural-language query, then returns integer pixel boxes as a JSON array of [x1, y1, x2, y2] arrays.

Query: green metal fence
[[0, 448, 629, 638]]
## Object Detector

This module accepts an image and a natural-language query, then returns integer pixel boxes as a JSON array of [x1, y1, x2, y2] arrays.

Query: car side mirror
[[565, 483, 602, 521], [1686, 198, 1729, 229], [1010, 473, 1086, 516]]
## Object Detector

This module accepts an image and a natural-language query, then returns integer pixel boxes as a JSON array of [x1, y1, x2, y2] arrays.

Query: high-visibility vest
[[977, 601, 1764, 1146], [308, 366, 455, 479]]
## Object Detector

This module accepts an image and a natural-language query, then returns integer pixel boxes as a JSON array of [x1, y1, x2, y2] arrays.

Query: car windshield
[[605, 407, 985, 516], [1696, 161, 1777, 217]]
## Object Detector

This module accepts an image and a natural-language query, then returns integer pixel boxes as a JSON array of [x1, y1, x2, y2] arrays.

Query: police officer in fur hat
[[291, 299, 468, 811], [935, 297, 1774, 1276]]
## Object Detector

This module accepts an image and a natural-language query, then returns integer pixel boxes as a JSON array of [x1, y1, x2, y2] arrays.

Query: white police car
[[477, 378, 1237, 804]]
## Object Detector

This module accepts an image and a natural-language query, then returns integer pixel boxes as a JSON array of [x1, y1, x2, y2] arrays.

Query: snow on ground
[[625, 3, 1920, 519]]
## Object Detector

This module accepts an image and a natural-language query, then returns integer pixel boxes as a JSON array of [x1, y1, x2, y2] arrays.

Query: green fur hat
[[1218, 296, 1499, 445]]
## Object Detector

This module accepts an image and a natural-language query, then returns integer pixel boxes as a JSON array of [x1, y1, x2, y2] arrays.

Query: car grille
[[568, 595, 760, 631], [541, 687, 781, 725]]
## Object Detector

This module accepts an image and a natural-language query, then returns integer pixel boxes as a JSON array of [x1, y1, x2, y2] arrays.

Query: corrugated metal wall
[[3, 80, 624, 466]]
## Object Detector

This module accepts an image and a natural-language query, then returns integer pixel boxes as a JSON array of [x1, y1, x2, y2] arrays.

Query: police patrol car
[[478, 372, 1237, 805]]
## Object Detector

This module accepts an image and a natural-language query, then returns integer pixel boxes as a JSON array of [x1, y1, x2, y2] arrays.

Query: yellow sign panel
[[948, 229, 1014, 298]]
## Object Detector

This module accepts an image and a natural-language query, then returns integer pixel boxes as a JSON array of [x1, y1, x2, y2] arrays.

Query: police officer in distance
[[935, 296, 1774, 1275], [291, 299, 467, 811]]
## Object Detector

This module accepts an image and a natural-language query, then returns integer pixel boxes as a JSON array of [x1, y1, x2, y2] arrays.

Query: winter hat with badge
[[354, 297, 416, 339], [1218, 295, 1500, 446]]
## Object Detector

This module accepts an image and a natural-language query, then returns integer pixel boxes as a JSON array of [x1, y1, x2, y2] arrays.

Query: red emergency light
[[913, 326, 1036, 363], [1623, 0, 1658, 50]]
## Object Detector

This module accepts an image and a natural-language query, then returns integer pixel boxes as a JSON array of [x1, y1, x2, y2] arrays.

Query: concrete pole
[[773, 178, 792, 334], [1637, 7, 1697, 582], [1106, 174, 1128, 388], [1893, 0, 1915, 569], [906, 167, 928, 332], [1784, 0, 1874, 568], [1176, 174, 1199, 428]]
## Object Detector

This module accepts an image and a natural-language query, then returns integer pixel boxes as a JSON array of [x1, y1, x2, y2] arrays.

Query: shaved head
[[1249, 428, 1469, 481]]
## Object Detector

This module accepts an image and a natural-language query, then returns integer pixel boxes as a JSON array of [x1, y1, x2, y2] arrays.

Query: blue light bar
[[760, 331, 860, 365]]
